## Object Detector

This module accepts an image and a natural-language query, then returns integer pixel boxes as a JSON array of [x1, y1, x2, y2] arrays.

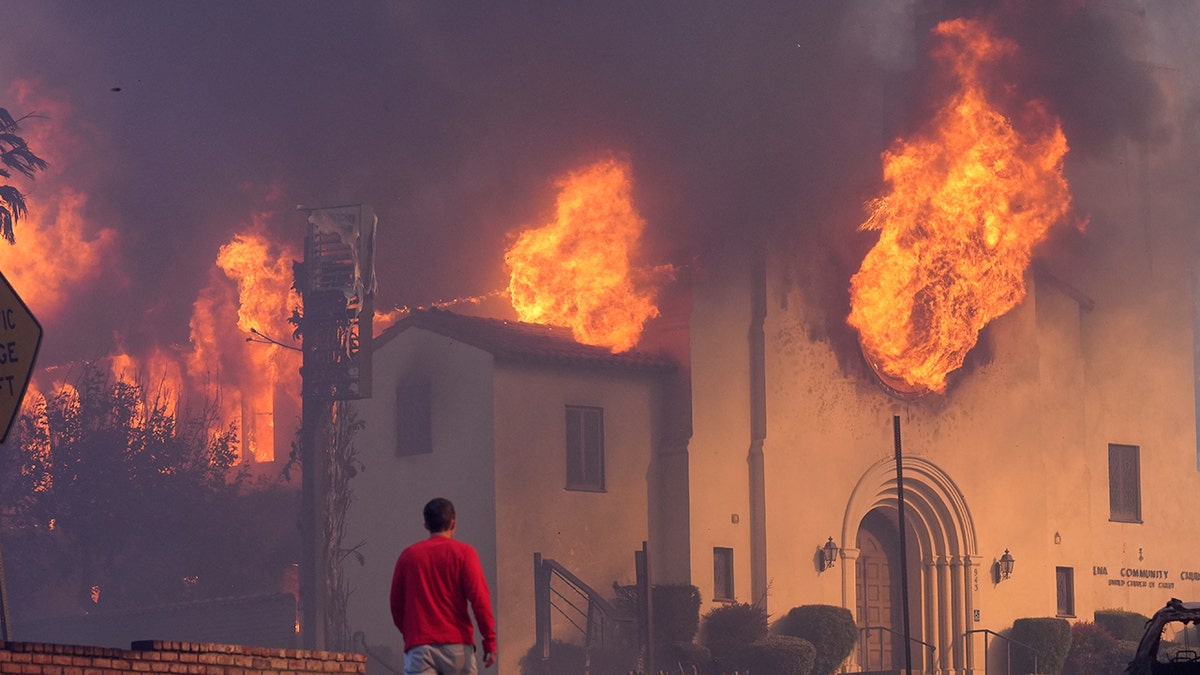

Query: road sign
[[0, 270, 41, 442]]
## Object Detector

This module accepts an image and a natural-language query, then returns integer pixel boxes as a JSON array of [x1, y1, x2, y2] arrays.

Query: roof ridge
[[375, 307, 674, 372]]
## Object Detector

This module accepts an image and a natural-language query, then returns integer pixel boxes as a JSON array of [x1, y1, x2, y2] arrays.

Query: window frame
[[1108, 443, 1142, 523], [713, 547, 735, 602], [395, 374, 433, 457], [565, 405, 605, 492], [1056, 566, 1076, 618]]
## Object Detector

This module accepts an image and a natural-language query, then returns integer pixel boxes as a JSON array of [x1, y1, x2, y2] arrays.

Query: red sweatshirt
[[390, 535, 497, 655]]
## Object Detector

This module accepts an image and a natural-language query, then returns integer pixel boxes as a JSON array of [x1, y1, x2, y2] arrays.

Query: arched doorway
[[856, 510, 904, 672], [839, 457, 978, 675]]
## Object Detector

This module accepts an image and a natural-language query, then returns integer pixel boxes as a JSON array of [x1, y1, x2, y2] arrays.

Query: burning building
[[337, 4, 1200, 675]]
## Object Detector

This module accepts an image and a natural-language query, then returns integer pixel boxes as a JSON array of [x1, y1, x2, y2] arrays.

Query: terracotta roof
[[373, 308, 676, 372]]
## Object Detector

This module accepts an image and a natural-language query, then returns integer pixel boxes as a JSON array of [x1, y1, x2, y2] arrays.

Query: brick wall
[[15, 593, 298, 650], [0, 639, 367, 675]]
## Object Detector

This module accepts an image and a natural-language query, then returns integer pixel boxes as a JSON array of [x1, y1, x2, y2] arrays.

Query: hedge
[[773, 605, 857, 675], [1094, 608, 1150, 642], [1010, 617, 1072, 675]]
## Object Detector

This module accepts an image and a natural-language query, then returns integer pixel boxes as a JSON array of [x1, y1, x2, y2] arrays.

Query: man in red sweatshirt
[[390, 498, 497, 674]]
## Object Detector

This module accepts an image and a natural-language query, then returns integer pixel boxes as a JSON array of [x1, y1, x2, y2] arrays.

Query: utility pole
[[296, 204, 375, 650]]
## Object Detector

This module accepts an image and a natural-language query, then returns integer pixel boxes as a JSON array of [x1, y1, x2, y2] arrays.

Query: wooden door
[[856, 513, 903, 672]]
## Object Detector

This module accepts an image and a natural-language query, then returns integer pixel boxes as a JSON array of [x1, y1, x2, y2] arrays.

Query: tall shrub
[[774, 605, 857, 675], [1064, 622, 1127, 675], [739, 635, 816, 675], [1011, 617, 1072, 675], [700, 602, 768, 668], [654, 584, 703, 644], [1095, 609, 1150, 642], [518, 640, 633, 675]]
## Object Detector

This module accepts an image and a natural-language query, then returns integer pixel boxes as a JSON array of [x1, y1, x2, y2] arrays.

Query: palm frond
[[0, 109, 17, 134], [1, 145, 49, 178], [0, 112, 50, 178], [0, 184, 27, 244], [0, 108, 47, 134], [0, 207, 14, 244]]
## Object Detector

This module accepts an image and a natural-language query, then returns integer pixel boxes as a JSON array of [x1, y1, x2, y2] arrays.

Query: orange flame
[[848, 18, 1076, 394], [4, 80, 300, 468], [0, 81, 117, 319], [109, 346, 186, 418], [505, 158, 660, 352], [188, 219, 301, 462]]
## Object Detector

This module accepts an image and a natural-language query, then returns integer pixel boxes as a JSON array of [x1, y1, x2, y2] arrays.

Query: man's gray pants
[[404, 644, 477, 675]]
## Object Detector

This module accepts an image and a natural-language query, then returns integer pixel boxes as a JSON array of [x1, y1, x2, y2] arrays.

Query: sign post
[[0, 270, 40, 441], [0, 269, 42, 641]]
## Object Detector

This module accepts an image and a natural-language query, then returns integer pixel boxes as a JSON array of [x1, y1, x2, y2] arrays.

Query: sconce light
[[821, 537, 839, 571], [998, 549, 1015, 581]]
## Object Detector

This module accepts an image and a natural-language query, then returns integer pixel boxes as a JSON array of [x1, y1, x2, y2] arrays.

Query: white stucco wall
[[686, 251, 756, 610], [492, 363, 656, 675], [344, 324, 661, 675], [677, 111, 1200, 673], [343, 328, 498, 664]]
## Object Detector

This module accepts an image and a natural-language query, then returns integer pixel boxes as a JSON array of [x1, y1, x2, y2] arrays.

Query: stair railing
[[858, 625, 937, 674], [963, 628, 1039, 675], [533, 553, 636, 674]]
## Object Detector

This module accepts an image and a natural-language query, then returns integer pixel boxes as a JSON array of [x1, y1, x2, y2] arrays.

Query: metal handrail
[[859, 625, 937, 673], [534, 553, 635, 673], [963, 628, 1039, 675]]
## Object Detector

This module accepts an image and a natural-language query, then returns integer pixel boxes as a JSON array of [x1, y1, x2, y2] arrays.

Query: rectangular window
[[713, 547, 734, 602], [1109, 443, 1141, 523], [396, 375, 433, 457], [1056, 567, 1075, 617], [566, 406, 604, 491]]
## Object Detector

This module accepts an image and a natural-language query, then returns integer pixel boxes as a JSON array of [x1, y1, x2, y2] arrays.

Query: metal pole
[[534, 553, 549, 661], [894, 415, 913, 674], [639, 541, 654, 674], [0, 533, 11, 639]]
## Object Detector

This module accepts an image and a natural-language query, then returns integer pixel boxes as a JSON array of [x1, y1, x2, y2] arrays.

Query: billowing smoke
[[0, 0, 1192, 416]]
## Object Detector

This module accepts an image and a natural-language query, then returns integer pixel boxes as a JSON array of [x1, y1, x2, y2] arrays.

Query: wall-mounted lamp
[[821, 537, 839, 571], [997, 549, 1015, 581]]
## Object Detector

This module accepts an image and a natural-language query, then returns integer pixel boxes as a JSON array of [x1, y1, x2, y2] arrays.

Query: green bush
[[654, 640, 710, 674], [611, 583, 703, 647], [736, 635, 816, 675], [654, 584, 704, 644], [518, 639, 634, 675], [1095, 609, 1150, 642], [1064, 622, 1128, 675], [773, 605, 857, 675], [1010, 617, 1072, 675], [700, 602, 768, 667]]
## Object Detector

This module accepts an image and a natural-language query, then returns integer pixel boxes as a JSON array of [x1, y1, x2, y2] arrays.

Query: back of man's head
[[423, 497, 456, 533]]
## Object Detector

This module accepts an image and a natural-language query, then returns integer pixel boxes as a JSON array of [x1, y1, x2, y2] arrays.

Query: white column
[[842, 547, 861, 673], [962, 555, 977, 675], [923, 559, 937, 674], [937, 556, 951, 675], [950, 555, 964, 675]]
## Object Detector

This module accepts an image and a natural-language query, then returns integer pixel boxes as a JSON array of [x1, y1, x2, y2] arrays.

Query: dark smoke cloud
[[937, 0, 1173, 153], [0, 0, 1191, 372]]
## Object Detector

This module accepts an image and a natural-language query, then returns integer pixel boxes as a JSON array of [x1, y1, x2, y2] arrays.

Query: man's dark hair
[[423, 497, 456, 533]]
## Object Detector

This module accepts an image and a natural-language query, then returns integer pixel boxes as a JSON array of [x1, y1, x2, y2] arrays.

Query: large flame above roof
[[504, 158, 660, 353], [848, 17, 1077, 395]]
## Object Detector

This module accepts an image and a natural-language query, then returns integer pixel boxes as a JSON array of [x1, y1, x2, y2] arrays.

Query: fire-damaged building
[[340, 9, 1200, 675], [346, 190, 1200, 675]]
